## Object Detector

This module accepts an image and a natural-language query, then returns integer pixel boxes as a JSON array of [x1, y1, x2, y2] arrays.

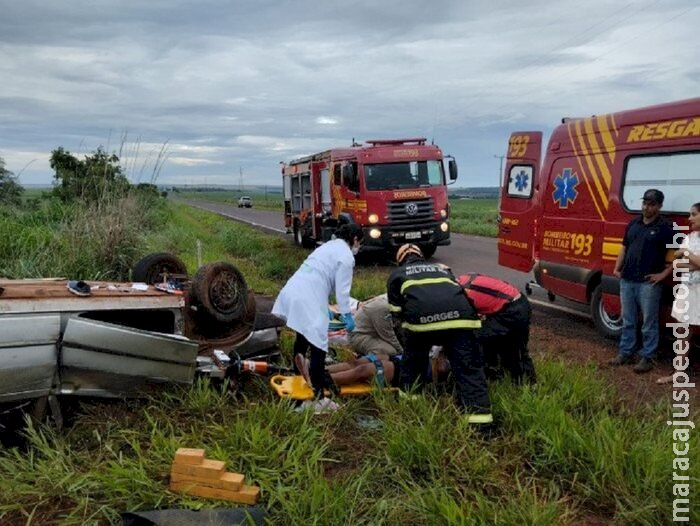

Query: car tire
[[590, 285, 622, 339], [132, 252, 188, 284], [189, 261, 249, 324]]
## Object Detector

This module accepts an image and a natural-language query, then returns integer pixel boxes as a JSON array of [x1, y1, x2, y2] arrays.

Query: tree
[[0, 156, 24, 206], [50, 147, 131, 201]]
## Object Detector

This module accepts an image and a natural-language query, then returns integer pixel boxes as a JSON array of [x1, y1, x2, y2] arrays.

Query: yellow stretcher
[[269, 375, 398, 400]]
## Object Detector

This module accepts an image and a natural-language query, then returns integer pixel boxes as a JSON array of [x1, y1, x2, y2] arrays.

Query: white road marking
[[187, 203, 288, 234]]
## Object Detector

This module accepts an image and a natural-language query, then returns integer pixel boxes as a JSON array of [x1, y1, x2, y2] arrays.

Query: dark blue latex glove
[[342, 312, 355, 332]]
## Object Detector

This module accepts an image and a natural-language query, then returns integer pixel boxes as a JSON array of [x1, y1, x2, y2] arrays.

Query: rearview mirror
[[447, 157, 458, 182]]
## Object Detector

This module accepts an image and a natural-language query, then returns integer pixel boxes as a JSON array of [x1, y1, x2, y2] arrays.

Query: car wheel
[[590, 285, 622, 339], [189, 261, 249, 324], [132, 253, 188, 284]]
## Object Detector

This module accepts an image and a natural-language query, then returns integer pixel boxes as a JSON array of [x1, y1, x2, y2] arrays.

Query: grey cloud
[[0, 0, 698, 186]]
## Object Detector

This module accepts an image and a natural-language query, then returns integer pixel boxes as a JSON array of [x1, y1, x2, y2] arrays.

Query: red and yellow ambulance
[[498, 98, 700, 337]]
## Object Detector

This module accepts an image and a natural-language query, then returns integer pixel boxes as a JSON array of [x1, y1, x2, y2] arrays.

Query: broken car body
[[0, 258, 283, 407]]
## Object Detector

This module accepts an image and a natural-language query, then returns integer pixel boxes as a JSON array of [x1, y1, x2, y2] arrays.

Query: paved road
[[183, 199, 591, 320]]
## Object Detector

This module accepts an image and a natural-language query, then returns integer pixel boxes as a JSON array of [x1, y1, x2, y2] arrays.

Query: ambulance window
[[506, 165, 534, 198], [622, 151, 700, 213]]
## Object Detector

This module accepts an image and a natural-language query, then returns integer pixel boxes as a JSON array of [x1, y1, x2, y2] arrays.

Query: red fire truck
[[282, 138, 457, 258], [497, 98, 700, 338]]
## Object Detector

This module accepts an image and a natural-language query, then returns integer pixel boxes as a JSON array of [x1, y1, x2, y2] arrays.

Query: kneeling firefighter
[[387, 244, 493, 426], [458, 273, 537, 384]]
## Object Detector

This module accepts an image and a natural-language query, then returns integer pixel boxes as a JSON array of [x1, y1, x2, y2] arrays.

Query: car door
[[60, 315, 199, 398], [498, 132, 543, 272], [0, 314, 60, 403]]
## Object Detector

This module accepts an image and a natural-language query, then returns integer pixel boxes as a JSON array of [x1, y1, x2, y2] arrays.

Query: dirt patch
[[323, 418, 380, 480], [530, 308, 699, 410]]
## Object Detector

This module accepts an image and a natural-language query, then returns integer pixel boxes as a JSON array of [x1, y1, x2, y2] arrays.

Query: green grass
[[0, 192, 166, 280], [177, 190, 499, 237], [1, 200, 696, 525], [2, 361, 692, 524], [449, 198, 499, 237]]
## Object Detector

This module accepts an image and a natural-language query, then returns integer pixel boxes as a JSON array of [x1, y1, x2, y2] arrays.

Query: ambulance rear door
[[497, 132, 542, 272]]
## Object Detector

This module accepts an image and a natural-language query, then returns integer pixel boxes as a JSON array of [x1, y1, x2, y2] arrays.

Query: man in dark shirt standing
[[609, 189, 674, 373]]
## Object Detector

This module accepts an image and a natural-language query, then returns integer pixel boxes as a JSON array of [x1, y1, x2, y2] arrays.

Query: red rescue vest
[[457, 273, 520, 316]]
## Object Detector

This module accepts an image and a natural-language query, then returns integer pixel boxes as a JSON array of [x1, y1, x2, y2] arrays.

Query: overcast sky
[[1, 0, 698, 188]]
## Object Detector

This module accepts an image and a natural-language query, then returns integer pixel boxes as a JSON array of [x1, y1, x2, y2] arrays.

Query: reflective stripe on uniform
[[402, 318, 481, 331], [388, 303, 402, 312], [466, 413, 493, 424], [400, 277, 461, 294]]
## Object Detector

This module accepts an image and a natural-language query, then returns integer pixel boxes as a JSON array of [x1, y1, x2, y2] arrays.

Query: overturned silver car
[[0, 254, 283, 413]]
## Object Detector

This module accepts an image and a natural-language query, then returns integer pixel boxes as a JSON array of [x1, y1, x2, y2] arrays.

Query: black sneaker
[[608, 354, 633, 366], [633, 358, 654, 374]]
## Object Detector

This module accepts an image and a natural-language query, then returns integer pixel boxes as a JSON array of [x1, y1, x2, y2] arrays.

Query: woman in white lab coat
[[272, 223, 364, 402]]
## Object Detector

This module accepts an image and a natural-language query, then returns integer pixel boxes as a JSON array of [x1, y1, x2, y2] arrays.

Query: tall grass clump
[[496, 360, 699, 525], [1, 189, 168, 280]]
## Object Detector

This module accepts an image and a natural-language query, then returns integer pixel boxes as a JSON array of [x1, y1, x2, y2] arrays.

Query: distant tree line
[[0, 147, 166, 206]]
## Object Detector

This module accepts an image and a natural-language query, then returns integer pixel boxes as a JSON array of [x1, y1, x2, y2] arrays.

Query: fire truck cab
[[282, 138, 457, 258], [497, 98, 700, 338]]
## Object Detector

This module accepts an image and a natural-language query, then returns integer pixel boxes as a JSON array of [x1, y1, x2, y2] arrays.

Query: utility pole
[[239, 166, 243, 193]]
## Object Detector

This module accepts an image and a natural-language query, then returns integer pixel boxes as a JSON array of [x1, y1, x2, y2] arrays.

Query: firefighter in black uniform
[[387, 244, 493, 426], [457, 273, 537, 385]]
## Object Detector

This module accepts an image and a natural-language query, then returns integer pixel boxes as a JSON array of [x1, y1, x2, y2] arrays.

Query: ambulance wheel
[[590, 285, 622, 339], [420, 244, 436, 259], [189, 261, 249, 324]]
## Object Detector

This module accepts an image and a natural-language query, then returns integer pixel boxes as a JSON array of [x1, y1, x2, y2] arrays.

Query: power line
[[512, 0, 656, 74], [490, 3, 698, 115]]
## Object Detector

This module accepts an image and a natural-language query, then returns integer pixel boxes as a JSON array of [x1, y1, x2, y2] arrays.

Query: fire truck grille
[[387, 198, 434, 227]]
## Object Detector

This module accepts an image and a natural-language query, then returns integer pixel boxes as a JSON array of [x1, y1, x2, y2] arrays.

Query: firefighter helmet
[[396, 243, 423, 265]]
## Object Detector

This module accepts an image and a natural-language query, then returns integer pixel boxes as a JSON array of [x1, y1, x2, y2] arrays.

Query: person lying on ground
[[295, 350, 450, 389]]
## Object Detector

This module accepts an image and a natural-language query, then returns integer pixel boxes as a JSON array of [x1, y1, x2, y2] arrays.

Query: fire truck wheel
[[294, 223, 304, 247], [294, 220, 315, 249], [420, 244, 436, 259], [590, 285, 622, 339], [189, 261, 249, 324], [132, 252, 188, 284]]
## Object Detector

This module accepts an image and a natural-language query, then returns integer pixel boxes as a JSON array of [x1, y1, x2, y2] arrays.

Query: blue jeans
[[619, 279, 663, 360]]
